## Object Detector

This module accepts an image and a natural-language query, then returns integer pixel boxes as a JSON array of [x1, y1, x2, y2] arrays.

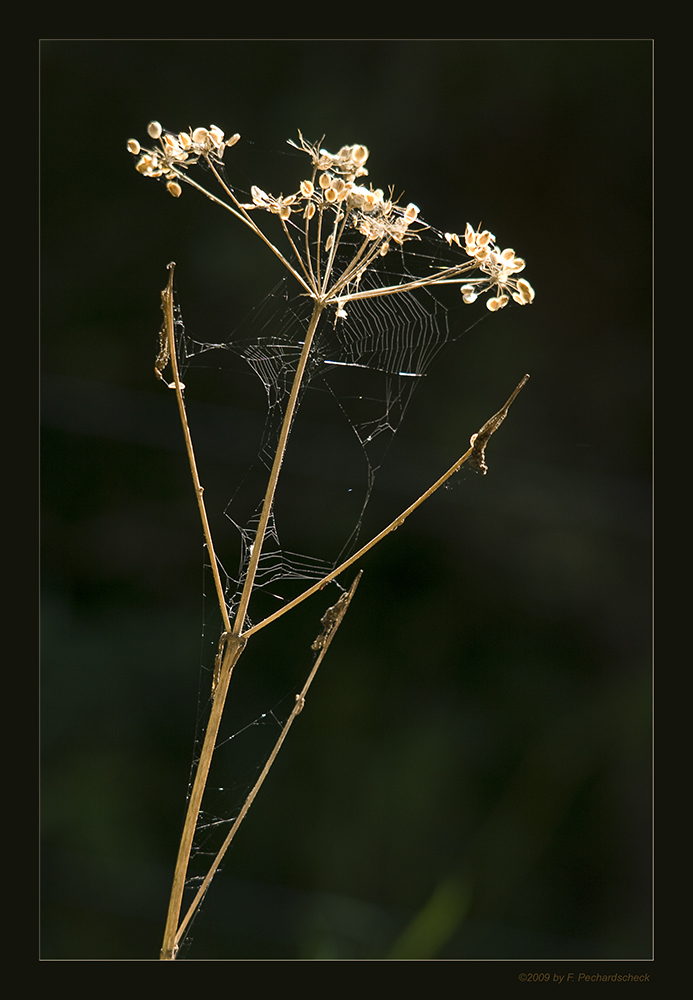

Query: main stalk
[[160, 297, 325, 960]]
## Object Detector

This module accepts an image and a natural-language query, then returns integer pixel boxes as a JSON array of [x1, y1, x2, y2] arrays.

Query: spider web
[[174, 225, 466, 630], [166, 218, 480, 923]]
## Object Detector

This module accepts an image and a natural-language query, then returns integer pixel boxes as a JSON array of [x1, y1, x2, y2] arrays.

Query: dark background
[[40, 40, 652, 961]]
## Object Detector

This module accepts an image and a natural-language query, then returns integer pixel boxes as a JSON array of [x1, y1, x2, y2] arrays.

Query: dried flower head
[[445, 224, 535, 310], [127, 122, 238, 194], [128, 121, 535, 315], [138, 119, 537, 964]]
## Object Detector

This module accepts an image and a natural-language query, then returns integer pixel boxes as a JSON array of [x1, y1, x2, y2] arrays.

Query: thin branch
[[279, 214, 317, 295], [320, 203, 351, 297], [329, 261, 478, 306], [302, 172, 319, 291], [176, 165, 315, 297], [159, 263, 231, 636], [230, 298, 326, 636], [241, 375, 530, 641], [173, 571, 363, 951], [325, 232, 382, 302], [467, 374, 530, 473]]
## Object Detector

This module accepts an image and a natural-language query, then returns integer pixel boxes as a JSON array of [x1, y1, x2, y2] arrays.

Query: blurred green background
[[40, 40, 651, 960]]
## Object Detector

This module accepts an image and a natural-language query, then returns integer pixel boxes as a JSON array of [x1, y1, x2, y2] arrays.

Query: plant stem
[[158, 258, 528, 960], [162, 263, 231, 633], [199, 160, 315, 296], [230, 298, 326, 635], [173, 571, 363, 951], [160, 292, 326, 960], [241, 375, 530, 641], [160, 632, 246, 961]]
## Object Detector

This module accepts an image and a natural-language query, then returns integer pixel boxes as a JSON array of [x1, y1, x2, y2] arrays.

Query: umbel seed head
[[128, 122, 534, 313]]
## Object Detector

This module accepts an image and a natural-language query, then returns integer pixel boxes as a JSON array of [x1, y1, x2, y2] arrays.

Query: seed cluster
[[246, 135, 423, 257], [446, 225, 535, 310], [128, 122, 534, 313], [128, 122, 240, 199]]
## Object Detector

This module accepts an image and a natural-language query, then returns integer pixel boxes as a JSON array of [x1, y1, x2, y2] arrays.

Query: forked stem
[[160, 287, 326, 960], [241, 375, 530, 640], [157, 270, 529, 961], [173, 572, 363, 951], [160, 632, 246, 960]]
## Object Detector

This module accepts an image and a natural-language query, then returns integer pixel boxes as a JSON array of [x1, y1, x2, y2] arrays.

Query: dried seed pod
[[147, 121, 162, 139], [516, 278, 535, 303], [166, 180, 182, 198], [486, 294, 509, 311], [136, 154, 159, 175], [127, 139, 140, 155]]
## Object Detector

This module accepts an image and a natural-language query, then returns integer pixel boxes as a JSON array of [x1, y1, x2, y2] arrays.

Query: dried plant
[[128, 120, 534, 960]]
